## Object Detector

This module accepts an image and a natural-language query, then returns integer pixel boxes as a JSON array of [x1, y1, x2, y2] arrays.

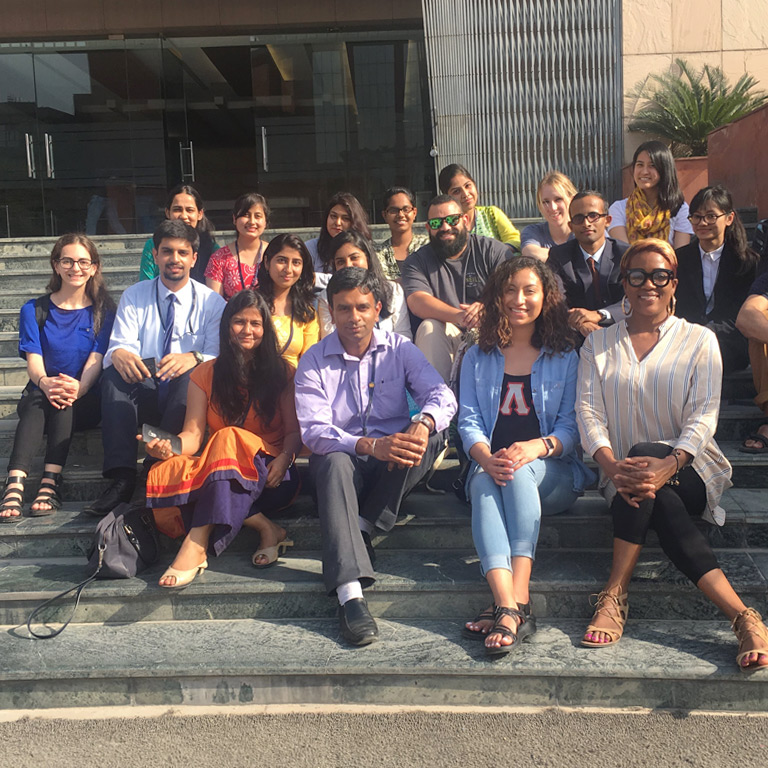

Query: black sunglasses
[[624, 268, 675, 288], [427, 214, 463, 230]]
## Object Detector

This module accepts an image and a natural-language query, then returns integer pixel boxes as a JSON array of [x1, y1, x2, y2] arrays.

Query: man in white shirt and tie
[[85, 220, 225, 516]]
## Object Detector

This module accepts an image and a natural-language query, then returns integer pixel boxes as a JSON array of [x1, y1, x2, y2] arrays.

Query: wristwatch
[[597, 309, 612, 325], [541, 437, 555, 457], [411, 412, 434, 433], [191, 350, 204, 366]]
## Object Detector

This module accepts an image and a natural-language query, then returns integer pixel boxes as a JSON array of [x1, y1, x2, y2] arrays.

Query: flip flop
[[739, 432, 768, 454]]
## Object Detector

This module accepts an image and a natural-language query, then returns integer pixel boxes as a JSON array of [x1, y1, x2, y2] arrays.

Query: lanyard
[[154, 278, 197, 336], [235, 240, 265, 292], [350, 349, 377, 437]]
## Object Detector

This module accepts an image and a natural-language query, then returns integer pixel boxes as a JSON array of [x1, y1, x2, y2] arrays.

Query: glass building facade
[[0, 31, 434, 237]]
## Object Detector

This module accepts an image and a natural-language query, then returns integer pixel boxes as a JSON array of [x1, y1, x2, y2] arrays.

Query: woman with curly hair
[[256, 233, 319, 369], [144, 290, 302, 586], [458, 256, 593, 655]]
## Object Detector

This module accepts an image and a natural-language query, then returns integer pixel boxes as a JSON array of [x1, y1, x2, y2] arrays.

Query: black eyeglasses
[[427, 214, 463, 230], [624, 268, 675, 287], [687, 212, 727, 225], [56, 257, 93, 269], [570, 211, 608, 226], [385, 205, 414, 216]]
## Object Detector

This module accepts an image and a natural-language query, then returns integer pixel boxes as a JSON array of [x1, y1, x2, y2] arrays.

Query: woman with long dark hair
[[459, 256, 592, 654], [144, 290, 302, 586], [206, 193, 270, 300], [256, 233, 319, 368], [1, 234, 115, 521], [139, 184, 218, 283], [609, 140, 693, 247], [306, 192, 373, 283], [316, 230, 411, 339], [675, 185, 759, 374]]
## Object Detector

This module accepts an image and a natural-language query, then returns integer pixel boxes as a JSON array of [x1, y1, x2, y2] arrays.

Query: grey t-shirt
[[401, 234, 511, 307]]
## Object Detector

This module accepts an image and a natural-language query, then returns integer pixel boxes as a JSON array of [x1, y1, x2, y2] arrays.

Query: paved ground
[[1, 706, 767, 768]]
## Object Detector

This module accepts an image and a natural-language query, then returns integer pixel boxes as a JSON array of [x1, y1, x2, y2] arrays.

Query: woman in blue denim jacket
[[459, 256, 594, 655]]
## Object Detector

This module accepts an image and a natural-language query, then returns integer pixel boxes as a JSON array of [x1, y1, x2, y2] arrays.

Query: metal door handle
[[25, 133, 36, 179], [179, 141, 195, 182], [261, 126, 269, 172], [44, 133, 55, 179]]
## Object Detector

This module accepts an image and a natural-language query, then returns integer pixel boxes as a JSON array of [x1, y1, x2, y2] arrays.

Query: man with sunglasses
[[401, 194, 513, 381], [548, 190, 629, 338], [84, 220, 225, 516]]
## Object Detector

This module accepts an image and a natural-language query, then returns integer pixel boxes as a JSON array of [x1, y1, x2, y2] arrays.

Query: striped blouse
[[576, 315, 732, 525]]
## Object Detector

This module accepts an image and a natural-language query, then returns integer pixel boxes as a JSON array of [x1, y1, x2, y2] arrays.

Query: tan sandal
[[581, 586, 628, 648], [158, 559, 208, 589], [732, 607, 768, 671], [252, 537, 294, 569]]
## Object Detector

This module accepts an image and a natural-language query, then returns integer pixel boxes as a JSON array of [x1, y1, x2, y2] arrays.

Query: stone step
[[0, 264, 134, 293], [1, 617, 766, 711], [0, 250, 142, 271], [0, 286, 128, 311], [1, 488, 766, 561], [1, 544, 766, 626]]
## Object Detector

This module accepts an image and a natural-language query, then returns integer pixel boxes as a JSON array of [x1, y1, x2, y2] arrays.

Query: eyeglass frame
[[622, 267, 676, 288], [55, 257, 94, 269], [570, 211, 609, 226], [427, 214, 464, 230], [687, 212, 728, 225], [384, 205, 415, 217]]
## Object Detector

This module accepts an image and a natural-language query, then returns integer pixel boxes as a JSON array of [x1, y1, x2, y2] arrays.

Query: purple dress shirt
[[295, 328, 457, 456]]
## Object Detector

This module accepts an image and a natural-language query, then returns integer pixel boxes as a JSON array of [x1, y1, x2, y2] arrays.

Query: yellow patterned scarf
[[625, 187, 671, 243]]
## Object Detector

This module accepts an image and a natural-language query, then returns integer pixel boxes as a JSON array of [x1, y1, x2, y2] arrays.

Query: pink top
[[204, 243, 264, 301]]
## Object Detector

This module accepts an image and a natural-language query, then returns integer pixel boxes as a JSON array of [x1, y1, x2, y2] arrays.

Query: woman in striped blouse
[[576, 238, 768, 670]]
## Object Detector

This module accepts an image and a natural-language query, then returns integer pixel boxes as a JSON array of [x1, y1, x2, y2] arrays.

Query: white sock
[[337, 580, 364, 606], [358, 517, 373, 535]]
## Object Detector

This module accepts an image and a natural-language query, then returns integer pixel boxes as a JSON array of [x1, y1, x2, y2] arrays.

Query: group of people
[[3, 141, 768, 671]]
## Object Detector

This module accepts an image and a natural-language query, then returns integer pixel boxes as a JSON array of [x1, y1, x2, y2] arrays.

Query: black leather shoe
[[338, 598, 379, 646], [83, 478, 135, 517], [361, 531, 376, 569]]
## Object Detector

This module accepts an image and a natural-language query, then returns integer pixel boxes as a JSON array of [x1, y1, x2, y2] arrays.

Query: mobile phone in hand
[[141, 357, 157, 378], [141, 423, 182, 455]]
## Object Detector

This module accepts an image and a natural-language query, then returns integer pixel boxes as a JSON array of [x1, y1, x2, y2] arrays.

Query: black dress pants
[[611, 442, 719, 584], [100, 365, 190, 478]]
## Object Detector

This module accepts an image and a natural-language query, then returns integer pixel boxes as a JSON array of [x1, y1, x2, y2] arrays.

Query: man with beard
[[84, 219, 225, 516], [401, 195, 513, 381]]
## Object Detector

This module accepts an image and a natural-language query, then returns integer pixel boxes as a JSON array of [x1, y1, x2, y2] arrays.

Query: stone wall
[[622, 0, 768, 163]]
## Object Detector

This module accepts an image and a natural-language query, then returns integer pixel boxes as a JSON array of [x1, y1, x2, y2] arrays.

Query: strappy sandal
[[732, 607, 768, 671], [463, 602, 535, 641], [485, 605, 535, 657], [581, 587, 629, 648], [29, 471, 63, 517], [0, 475, 25, 524], [252, 537, 294, 569]]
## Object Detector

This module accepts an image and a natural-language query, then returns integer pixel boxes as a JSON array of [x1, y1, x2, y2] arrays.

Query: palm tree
[[627, 58, 768, 156]]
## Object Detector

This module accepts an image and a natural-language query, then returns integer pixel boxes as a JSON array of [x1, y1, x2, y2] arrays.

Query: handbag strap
[[26, 543, 105, 640]]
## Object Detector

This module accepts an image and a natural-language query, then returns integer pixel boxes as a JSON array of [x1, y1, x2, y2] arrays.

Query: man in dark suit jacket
[[676, 240, 757, 373], [548, 191, 629, 337]]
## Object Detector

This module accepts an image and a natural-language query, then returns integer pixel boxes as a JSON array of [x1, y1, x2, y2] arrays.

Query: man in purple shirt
[[295, 267, 457, 646]]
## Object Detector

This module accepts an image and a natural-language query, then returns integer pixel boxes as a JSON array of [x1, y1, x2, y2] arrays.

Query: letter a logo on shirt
[[499, 381, 531, 416]]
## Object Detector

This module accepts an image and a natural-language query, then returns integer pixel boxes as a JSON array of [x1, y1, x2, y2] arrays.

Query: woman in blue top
[[1, 234, 115, 521], [459, 256, 593, 655]]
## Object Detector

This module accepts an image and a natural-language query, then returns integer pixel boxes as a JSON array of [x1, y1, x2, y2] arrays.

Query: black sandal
[[29, 471, 62, 517], [485, 606, 535, 657], [0, 475, 25, 524], [462, 604, 497, 640]]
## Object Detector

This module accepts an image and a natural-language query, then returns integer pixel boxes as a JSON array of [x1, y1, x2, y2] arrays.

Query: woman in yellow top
[[439, 163, 520, 250], [257, 233, 319, 369]]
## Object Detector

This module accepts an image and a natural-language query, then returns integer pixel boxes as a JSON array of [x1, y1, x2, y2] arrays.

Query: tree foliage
[[627, 58, 768, 156]]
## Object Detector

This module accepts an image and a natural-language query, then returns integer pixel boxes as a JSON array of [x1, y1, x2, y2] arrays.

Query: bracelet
[[666, 450, 681, 486], [37, 375, 46, 388], [280, 449, 295, 466], [371, 438, 377, 459]]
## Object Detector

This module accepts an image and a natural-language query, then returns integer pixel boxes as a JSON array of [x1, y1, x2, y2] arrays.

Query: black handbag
[[26, 503, 160, 639]]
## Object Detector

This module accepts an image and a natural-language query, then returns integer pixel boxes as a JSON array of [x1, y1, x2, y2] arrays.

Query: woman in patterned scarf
[[608, 141, 693, 247]]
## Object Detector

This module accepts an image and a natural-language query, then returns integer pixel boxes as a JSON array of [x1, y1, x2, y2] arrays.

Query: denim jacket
[[458, 344, 594, 493]]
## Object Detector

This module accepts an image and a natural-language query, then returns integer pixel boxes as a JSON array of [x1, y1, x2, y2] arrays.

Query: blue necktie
[[162, 294, 177, 358]]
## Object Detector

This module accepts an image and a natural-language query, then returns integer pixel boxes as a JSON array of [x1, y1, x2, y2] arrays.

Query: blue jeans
[[470, 458, 578, 575]]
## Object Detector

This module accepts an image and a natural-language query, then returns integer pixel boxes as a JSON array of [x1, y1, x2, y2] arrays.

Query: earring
[[621, 295, 632, 316], [669, 295, 676, 315]]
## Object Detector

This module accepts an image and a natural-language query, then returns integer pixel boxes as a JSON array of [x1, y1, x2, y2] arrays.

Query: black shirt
[[490, 373, 541, 453]]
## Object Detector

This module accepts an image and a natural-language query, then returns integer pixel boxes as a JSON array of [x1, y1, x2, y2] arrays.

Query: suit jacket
[[674, 241, 758, 337], [548, 237, 629, 321]]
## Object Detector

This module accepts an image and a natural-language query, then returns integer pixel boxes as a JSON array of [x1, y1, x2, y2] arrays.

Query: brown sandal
[[581, 587, 628, 648], [732, 607, 768, 671]]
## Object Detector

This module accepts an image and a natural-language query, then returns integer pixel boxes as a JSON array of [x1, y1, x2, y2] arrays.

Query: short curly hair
[[478, 256, 575, 354]]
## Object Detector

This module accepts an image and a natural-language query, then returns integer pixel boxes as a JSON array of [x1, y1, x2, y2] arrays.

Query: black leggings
[[611, 442, 719, 584], [8, 383, 101, 474]]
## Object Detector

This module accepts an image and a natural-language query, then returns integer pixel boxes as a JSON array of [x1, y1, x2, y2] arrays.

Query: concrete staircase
[[0, 234, 767, 712]]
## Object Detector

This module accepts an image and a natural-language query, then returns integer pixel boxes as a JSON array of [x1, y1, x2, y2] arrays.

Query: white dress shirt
[[579, 240, 607, 265], [699, 242, 724, 314], [104, 276, 226, 368]]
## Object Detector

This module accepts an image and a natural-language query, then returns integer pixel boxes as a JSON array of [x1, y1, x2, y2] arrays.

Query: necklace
[[234, 239, 265, 291]]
